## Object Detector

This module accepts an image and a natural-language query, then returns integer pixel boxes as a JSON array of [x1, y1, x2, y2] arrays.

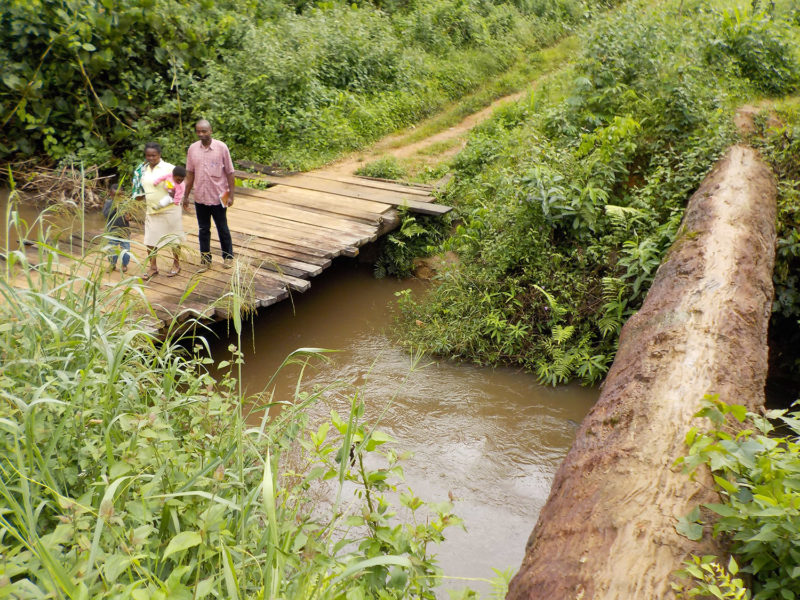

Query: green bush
[[1, 0, 615, 169], [0, 0, 261, 163], [395, 0, 756, 384], [704, 8, 800, 95], [676, 396, 800, 600], [356, 155, 410, 180]]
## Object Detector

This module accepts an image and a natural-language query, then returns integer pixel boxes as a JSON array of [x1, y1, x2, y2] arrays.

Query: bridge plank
[[236, 184, 391, 222], [11, 160, 421, 333], [306, 171, 434, 197], [251, 173, 452, 215], [229, 193, 379, 237], [182, 233, 322, 278], [218, 211, 367, 252]]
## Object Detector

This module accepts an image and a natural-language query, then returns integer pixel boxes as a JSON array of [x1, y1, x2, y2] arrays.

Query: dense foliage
[[1, 0, 615, 169], [749, 99, 800, 375], [395, 0, 800, 384], [0, 206, 462, 598], [675, 397, 800, 600]]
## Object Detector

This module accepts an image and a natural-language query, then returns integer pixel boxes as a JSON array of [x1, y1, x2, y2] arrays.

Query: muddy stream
[[203, 258, 597, 594], [2, 189, 597, 594]]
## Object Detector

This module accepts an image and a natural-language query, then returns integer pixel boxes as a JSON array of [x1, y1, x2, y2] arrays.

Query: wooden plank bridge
[[37, 169, 452, 329]]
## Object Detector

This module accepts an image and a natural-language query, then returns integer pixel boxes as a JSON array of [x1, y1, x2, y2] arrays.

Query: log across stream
[[508, 145, 778, 599]]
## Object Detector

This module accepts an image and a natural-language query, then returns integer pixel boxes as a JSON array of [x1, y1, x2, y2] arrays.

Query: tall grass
[[0, 190, 460, 598]]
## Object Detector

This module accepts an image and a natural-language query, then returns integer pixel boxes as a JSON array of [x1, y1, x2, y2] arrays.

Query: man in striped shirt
[[183, 119, 235, 270]]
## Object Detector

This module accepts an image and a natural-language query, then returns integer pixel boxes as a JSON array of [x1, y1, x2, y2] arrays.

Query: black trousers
[[195, 203, 233, 262]]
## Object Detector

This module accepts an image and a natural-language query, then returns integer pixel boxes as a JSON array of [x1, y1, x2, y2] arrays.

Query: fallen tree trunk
[[507, 145, 777, 600]]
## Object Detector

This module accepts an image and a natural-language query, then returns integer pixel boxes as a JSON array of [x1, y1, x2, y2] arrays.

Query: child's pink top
[[153, 174, 186, 204]]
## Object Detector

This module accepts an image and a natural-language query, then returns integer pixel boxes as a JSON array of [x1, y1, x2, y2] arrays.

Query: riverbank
[[394, 0, 800, 386]]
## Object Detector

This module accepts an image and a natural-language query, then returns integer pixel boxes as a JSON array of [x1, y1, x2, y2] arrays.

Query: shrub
[[356, 155, 410, 180], [395, 0, 747, 384], [1, 0, 617, 168], [676, 396, 800, 600], [704, 8, 800, 95]]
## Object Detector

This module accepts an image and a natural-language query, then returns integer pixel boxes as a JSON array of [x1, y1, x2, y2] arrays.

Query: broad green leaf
[[712, 475, 738, 494], [195, 577, 215, 598], [727, 404, 747, 422], [675, 517, 703, 541], [163, 531, 202, 561], [728, 555, 739, 575]]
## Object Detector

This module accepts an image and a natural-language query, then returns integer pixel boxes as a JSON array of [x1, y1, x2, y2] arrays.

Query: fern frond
[[551, 324, 575, 344]]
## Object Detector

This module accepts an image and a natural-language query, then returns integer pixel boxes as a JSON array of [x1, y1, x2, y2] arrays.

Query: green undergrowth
[[674, 396, 800, 599], [749, 96, 800, 376], [0, 200, 474, 598], [380, 34, 580, 151], [355, 156, 409, 180], [392, 0, 800, 385], [1, 0, 618, 171]]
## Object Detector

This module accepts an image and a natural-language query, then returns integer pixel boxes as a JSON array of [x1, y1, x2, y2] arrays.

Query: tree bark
[[507, 145, 777, 600]]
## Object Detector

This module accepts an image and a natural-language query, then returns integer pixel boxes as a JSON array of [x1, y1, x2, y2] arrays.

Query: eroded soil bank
[[507, 145, 777, 599]]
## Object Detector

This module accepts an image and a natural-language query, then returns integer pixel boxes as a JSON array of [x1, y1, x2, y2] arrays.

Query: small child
[[154, 165, 187, 207], [102, 183, 131, 273]]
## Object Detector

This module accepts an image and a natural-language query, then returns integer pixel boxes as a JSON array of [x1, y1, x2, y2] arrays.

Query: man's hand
[[226, 170, 236, 209]]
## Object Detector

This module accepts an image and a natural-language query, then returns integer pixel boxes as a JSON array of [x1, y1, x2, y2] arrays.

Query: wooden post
[[507, 145, 777, 600]]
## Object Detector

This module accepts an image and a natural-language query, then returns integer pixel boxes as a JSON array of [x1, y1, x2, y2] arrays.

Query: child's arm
[[173, 182, 185, 204], [153, 174, 172, 186]]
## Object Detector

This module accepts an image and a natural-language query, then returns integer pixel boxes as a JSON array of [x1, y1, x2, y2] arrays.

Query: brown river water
[[2, 190, 598, 594], [202, 258, 598, 594]]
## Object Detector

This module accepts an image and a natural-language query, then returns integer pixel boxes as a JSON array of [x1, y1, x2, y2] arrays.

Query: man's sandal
[[142, 270, 159, 281], [165, 267, 182, 278]]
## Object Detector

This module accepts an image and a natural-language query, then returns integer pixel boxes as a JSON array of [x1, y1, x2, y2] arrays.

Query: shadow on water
[[202, 257, 598, 595]]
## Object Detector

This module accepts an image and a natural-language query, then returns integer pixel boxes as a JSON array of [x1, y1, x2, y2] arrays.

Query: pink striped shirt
[[186, 139, 234, 205]]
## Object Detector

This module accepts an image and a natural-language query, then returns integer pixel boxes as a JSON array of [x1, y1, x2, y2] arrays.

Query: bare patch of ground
[[412, 251, 460, 280], [735, 102, 783, 136]]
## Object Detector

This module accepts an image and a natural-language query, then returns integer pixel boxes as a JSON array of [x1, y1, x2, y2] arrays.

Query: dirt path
[[321, 50, 570, 178], [323, 89, 529, 176], [507, 145, 777, 599]]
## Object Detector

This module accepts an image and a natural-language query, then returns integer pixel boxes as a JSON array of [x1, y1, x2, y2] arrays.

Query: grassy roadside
[[388, 0, 800, 384], [381, 36, 580, 150]]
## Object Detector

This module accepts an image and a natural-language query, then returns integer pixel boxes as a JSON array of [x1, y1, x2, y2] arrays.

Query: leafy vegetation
[[675, 396, 800, 600], [375, 210, 451, 278], [0, 200, 462, 598], [673, 555, 749, 600], [395, 0, 800, 384], [748, 98, 800, 375], [1, 0, 616, 170], [356, 156, 409, 180]]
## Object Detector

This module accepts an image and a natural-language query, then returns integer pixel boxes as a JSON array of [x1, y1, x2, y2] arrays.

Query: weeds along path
[[322, 36, 579, 178]]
